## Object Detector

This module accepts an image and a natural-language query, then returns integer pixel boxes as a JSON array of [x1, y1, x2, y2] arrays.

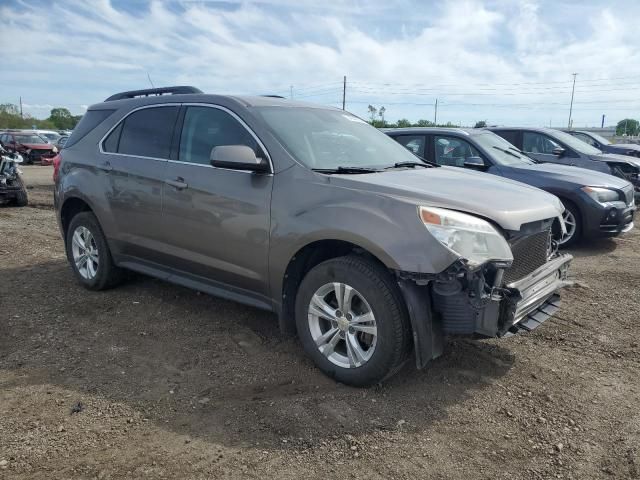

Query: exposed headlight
[[581, 186, 620, 204], [52, 146, 58, 153], [418, 206, 513, 268]]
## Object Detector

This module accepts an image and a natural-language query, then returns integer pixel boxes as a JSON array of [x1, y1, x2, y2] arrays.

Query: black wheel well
[[60, 197, 93, 239], [280, 240, 389, 334]]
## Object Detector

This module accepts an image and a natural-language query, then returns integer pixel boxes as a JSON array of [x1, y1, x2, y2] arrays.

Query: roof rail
[[104, 86, 203, 102], [261, 95, 286, 99]]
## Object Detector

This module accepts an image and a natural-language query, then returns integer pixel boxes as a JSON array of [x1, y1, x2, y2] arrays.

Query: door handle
[[165, 177, 188, 190], [98, 161, 113, 172]]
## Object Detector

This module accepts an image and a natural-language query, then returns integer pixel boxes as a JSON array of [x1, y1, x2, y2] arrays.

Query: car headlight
[[52, 146, 58, 153], [418, 206, 513, 268], [581, 186, 620, 204]]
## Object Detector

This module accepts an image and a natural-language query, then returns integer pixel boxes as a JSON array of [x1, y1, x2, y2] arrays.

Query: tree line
[[366, 105, 489, 128], [0, 104, 82, 130]]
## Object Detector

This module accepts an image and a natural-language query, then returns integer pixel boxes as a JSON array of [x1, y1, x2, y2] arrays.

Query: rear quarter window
[[65, 109, 116, 148]]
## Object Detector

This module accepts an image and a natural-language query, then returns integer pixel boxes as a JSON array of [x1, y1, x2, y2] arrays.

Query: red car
[[0, 131, 58, 165]]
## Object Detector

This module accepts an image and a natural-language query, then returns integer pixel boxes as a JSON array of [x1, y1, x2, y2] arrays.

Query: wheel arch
[[60, 196, 95, 243], [278, 239, 395, 335]]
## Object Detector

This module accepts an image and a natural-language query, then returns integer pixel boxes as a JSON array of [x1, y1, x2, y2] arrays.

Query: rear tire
[[12, 176, 28, 207], [295, 255, 411, 387], [65, 211, 125, 290]]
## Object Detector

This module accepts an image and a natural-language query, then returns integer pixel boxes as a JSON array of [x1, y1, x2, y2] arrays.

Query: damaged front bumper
[[398, 253, 573, 369], [498, 253, 572, 336]]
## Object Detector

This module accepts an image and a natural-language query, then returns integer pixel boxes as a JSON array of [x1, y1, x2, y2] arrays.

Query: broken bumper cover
[[499, 253, 572, 336]]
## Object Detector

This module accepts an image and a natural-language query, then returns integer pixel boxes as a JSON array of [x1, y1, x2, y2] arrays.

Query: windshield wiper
[[312, 166, 381, 174], [386, 161, 435, 169]]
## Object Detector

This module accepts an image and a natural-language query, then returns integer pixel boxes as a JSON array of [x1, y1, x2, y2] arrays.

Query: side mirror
[[210, 145, 269, 172], [552, 147, 565, 157], [463, 156, 487, 170]]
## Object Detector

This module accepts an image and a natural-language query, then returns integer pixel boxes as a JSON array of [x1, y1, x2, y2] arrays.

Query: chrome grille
[[503, 228, 551, 285]]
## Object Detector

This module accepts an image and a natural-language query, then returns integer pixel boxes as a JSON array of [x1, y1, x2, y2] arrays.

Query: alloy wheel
[[557, 208, 577, 245], [71, 226, 99, 280], [307, 282, 377, 369]]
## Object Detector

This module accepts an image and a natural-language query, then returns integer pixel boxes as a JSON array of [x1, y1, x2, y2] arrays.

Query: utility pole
[[601, 114, 605, 128], [342, 75, 346, 110], [567, 73, 577, 129], [19, 96, 23, 118], [290, 85, 293, 99], [434, 98, 438, 124]]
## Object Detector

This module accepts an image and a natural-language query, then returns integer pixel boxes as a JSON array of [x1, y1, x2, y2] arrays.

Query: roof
[[91, 86, 336, 111], [382, 127, 482, 136]]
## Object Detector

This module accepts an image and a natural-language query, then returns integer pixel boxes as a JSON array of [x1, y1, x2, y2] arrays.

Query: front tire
[[295, 255, 411, 387], [553, 200, 581, 248], [12, 176, 28, 207], [65, 212, 125, 290]]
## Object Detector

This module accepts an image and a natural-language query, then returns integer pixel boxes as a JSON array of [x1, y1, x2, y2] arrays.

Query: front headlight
[[418, 206, 513, 268], [581, 186, 620, 204], [52, 146, 58, 153]]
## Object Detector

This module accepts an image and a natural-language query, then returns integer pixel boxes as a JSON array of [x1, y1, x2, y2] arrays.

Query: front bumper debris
[[499, 253, 572, 336]]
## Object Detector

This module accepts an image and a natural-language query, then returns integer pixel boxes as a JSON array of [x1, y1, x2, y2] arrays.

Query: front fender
[[268, 166, 459, 306]]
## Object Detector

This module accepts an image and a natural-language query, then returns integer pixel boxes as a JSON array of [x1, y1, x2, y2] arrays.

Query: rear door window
[[495, 130, 519, 146], [393, 135, 425, 158], [178, 106, 258, 165], [117, 106, 179, 159]]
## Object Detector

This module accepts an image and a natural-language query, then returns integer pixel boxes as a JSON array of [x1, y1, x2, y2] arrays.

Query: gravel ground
[[0, 166, 638, 479]]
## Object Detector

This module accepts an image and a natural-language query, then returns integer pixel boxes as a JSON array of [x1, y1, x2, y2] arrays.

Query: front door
[[162, 105, 273, 301], [521, 131, 575, 166]]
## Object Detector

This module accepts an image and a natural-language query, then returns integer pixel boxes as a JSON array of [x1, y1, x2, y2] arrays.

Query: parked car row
[[386, 127, 636, 247], [0, 129, 72, 165], [0, 130, 58, 165], [53, 86, 607, 386]]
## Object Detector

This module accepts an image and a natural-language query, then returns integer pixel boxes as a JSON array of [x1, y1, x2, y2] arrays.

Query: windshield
[[549, 129, 602, 155], [15, 135, 47, 144], [41, 133, 60, 141], [254, 107, 422, 170], [472, 132, 536, 166]]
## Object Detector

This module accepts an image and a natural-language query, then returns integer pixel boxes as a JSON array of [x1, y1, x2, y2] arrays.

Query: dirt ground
[[1, 166, 639, 479]]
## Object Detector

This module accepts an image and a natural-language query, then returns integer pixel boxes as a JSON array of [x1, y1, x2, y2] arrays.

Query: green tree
[[367, 105, 377, 123], [48, 107, 75, 130], [616, 119, 639, 136], [416, 119, 434, 127], [395, 118, 411, 128], [474, 120, 487, 128], [378, 106, 386, 126]]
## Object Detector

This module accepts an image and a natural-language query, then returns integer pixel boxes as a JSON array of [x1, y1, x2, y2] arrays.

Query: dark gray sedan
[[385, 127, 636, 246], [562, 129, 640, 158]]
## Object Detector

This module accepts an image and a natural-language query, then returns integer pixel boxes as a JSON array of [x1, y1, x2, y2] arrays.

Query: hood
[[589, 152, 640, 168], [21, 143, 54, 150], [331, 167, 563, 231], [504, 163, 631, 189], [609, 143, 640, 152]]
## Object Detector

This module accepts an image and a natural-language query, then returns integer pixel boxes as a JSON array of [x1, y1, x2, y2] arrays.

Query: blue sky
[[1, 0, 640, 127]]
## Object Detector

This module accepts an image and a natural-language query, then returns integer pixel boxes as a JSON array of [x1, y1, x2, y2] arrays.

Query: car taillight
[[52, 154, 61, 183]]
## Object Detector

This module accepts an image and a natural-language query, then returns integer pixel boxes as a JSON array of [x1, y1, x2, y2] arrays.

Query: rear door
[[161, 104, 273, 301], [99, 104, 179, 259]]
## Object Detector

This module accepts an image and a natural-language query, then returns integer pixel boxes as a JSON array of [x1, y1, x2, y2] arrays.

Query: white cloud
[[1, 0, 640, 126]]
